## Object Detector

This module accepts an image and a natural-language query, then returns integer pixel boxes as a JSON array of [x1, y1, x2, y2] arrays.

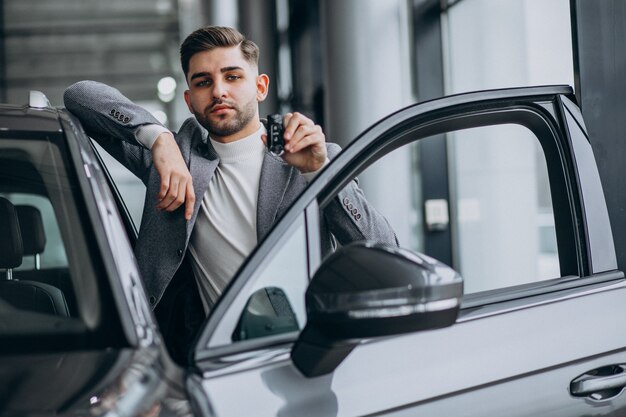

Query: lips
[[210, 104, 233, 114]]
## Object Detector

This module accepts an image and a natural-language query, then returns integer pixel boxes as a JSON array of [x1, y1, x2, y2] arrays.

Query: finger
[[285, 123, 310, 148], [158, 173, 170, 201], [184, 181, 195, 220], [164, 179, 186, 212], [281, 112, 293, 142], [157, 178, 179, 209], [282, 112, 293, 130], [288, 135, 320, 154], [286, 125, 322, 152], [283, 112, 307, 140]]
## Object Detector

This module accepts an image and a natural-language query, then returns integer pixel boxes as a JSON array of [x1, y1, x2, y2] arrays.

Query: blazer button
[[343, 198, 350, 206], [149, 296, 156, 305], [348, 203, 354, 210], [123, 116, 130, 123], [177, 249, 183, 257], [110, 109, 116, 115], [352, 208, 358, 215], [356, 213, 362, 220]]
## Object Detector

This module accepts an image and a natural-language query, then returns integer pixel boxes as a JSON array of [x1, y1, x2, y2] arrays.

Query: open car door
[[187, 86, 626, 417]]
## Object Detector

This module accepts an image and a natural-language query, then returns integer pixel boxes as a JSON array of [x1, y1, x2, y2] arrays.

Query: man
[[64, 26, 396, 363]]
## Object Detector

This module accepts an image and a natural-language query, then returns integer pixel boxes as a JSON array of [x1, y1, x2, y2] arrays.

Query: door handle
[[570, 364, 626, 400]]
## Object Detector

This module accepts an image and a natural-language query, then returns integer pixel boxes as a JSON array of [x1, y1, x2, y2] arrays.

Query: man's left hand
[[264, 112, 327, 173]]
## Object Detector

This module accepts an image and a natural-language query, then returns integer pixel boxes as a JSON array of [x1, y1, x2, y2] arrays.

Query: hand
[[152, 132, 195, 220], [263, 112, 327, 173]]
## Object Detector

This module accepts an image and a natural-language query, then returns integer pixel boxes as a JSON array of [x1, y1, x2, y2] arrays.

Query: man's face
[[184, 46, 268, 143]]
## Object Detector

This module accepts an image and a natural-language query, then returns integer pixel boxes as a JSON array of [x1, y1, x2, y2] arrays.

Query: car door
[[186, 85, 626, 417]]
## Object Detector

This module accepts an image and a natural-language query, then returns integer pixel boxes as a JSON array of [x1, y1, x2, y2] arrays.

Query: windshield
[[0, 130, 126, 351]]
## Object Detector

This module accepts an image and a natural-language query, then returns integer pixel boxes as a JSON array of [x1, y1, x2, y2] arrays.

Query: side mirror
[[291, 242, 463, 377]]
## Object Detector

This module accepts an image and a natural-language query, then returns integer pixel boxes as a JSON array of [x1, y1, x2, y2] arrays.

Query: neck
[[211, 119, 263, 144]]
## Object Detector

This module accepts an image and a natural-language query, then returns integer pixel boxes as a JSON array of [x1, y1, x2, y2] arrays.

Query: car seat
[[0, 197, 69, 317], [15, 205, 46, 270]]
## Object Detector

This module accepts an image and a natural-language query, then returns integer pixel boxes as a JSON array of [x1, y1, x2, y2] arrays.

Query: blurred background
[[6, 0, 605, 291], [3, 0, 573, 135]]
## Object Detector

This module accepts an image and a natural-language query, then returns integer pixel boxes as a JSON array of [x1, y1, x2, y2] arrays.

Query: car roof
[[0, 103, 63, 133]]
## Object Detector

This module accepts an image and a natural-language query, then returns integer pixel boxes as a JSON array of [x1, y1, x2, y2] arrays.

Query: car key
[[265, 114, 285, 156]]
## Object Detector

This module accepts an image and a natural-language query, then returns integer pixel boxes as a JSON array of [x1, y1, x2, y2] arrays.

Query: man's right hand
[[152, 132, 195, 220]]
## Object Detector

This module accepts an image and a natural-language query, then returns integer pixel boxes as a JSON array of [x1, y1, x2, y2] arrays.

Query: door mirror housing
[[291, 242, 463, 377]]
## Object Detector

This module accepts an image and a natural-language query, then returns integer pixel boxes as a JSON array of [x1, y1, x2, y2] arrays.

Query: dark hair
[[180, 26, 259, 77]]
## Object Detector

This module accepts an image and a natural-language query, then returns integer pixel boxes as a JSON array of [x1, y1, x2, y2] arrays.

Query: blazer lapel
[[186, 126, 219, 236], [257, 153, 293, 240]]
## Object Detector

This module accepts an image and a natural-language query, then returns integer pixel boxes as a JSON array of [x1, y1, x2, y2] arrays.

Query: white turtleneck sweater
[[188, 126, 266, 312], [136, 123, 326, 313]]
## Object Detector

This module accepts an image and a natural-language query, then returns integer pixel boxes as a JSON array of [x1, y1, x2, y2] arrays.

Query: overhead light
[[158, 76, 177, 102]]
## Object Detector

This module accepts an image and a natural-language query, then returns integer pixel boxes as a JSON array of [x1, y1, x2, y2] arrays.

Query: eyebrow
[[189, 66, 244, 81]]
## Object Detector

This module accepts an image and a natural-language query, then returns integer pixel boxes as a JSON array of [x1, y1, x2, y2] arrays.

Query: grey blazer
[[64, 81, 397, 309]]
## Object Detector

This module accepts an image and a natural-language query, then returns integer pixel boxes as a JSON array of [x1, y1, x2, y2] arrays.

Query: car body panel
[[191, 280, 626, 416]]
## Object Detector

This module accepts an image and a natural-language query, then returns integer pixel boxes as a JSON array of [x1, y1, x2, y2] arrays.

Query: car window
[[206, 123, 561, 348], [91, 140, 146, 229], [208, 213, 308, 347], [9, 194, 68, 270], [0, 135, 126, 350], [320, 123, 559, 294]]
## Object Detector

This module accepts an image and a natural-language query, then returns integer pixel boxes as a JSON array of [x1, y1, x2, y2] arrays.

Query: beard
[[193, 98, 257, 138]]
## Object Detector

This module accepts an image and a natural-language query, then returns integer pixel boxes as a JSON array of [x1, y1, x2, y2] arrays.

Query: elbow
[[63, 80, 101, 111]]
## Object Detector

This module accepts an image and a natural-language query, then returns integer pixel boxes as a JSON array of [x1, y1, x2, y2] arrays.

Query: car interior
[[0, 196, 69, 317], [0, 140, 89, 331]]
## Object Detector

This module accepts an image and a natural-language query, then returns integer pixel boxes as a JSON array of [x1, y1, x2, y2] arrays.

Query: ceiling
[[3, 0, 180, 106]]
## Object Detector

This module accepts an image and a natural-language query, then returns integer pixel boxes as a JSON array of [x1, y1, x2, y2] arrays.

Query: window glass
[[449, 124, 558, 293], [321, 123, 559, 295], [8, 194, 68, 270], [209, 215, 308, 347], [91, 140, 145, 228], [0, 135, 123, 348]]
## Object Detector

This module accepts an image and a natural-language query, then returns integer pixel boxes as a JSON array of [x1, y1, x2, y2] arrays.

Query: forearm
[[64, 80, 163, 148]]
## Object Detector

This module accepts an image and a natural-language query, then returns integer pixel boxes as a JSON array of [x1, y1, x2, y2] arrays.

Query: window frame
[[58, 111, 151, 349]]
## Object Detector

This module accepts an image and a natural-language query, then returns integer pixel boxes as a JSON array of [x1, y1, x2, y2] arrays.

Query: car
[[1, 86, 625, 417]]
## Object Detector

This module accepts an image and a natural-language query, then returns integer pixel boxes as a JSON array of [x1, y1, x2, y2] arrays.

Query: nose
[[212, 79, 227, 99]]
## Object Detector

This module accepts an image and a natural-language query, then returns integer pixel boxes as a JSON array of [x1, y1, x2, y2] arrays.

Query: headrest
[[0, 197, 23, 268], [16, 205, 46, 255]]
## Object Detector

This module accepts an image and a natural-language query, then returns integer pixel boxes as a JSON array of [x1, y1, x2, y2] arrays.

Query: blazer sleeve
[[321, 143, 399, 247], [63, 80, 162, 183]]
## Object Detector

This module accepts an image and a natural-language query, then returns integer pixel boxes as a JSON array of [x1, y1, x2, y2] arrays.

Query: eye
[[226, 74, 242, 81], [196, 79, 211, 87]]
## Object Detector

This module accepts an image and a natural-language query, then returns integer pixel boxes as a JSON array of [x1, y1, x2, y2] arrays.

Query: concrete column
[[239, 0, 279, 116], [173, 0, 240, 128], [208, 0, 238, 27], [320, 0, 413, 145], [320, 0, 416, 248]]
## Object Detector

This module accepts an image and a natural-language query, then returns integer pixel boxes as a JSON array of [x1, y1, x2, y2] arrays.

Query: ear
[[183, 90, 194, 114], [256, 74, 269, 102]]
